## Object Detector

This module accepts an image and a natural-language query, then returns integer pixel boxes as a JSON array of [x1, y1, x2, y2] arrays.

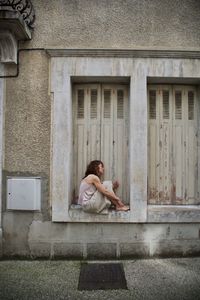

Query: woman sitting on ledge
[[78, 160, 129, 213]]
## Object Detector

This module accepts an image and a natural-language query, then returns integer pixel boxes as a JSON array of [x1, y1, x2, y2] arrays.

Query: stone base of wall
[[0, 221, 200, 260], [26, 240, 200, 259], [2, 219, 200, 259]]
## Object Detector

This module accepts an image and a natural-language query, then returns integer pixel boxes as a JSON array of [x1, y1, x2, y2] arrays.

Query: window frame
[[48, 50, 200, 223]]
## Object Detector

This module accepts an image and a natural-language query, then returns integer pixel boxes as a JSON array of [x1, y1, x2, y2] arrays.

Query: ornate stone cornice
[[0, 0, 35, 29], [0, 0, 35, 63]]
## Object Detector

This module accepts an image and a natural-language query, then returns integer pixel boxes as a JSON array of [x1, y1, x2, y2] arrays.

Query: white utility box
[[7, 177, 41, 211]]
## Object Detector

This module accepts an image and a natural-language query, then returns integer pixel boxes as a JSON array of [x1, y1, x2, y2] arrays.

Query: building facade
[[0, 0, 200, 258]]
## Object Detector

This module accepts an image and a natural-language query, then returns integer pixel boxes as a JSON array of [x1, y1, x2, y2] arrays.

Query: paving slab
[[0, 257, 200, 300]]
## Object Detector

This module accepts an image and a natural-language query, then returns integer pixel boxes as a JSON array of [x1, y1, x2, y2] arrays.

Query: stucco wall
[[24, 0, 200, 50], [2, 0, 200, 258], [5, 51, 50, 174], [3, 50, 50, 218]]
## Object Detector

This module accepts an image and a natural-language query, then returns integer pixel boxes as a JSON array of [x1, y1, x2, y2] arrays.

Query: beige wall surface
[[2, 0, 200, 258], [4, 51, 50, 175], [3, 50, 51, 221], [22, 0, 200, 50], [4, 0, 200, 177]]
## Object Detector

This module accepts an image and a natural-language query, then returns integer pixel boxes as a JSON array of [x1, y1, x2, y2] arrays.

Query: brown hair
[[83, 160, 104, 178]]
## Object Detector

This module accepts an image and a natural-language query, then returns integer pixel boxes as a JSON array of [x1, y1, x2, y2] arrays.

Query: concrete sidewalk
[[0, 257, 200, 300]]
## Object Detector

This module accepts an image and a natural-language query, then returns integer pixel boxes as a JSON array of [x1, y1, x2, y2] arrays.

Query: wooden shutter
[[148, 85, 198, 205], [73, 85, 101, 201], [73, 84, 129, 203]]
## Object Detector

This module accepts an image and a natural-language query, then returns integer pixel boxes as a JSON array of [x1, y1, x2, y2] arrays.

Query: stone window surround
[[47, 49, 200, 223], [0, 64, 4, 255]]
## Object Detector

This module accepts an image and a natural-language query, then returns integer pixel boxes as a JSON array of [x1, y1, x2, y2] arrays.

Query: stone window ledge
[[67, 205, 131, 223], [58, 204, 200, 223], [148, 205, 200, 223]]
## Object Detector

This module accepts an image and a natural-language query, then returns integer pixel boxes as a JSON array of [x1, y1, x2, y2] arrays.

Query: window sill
[[66, 205, 131, 223], [147, 205, 200, 223], [52, 204, 200, 223]]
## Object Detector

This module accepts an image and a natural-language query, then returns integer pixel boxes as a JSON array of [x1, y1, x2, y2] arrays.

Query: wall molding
[[46, 48, 200, 59]]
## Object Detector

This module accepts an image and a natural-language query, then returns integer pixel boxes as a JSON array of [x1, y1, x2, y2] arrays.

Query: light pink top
[[78, 180, 96, 205]]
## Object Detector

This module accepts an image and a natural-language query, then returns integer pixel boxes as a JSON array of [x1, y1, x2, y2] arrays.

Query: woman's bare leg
[[112, 180, 119, 192], [103, 181, 130, 211], [110, 198, 130, 211]]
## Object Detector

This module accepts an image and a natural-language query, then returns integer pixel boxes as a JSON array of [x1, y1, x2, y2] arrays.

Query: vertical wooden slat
[[90, 89, 98, 119], [88, 87, 101, 162], [183, 87, 188, 204], [77, 124, 86, 189], [73, 87, 88, 202], [117, 90, 124, 119], [123, 87, 129, 203], [148, 88, 159, 204], [77, 89, 84, 118], [163, 90, 169, 119], [186, 88, 197, 204], [101, 87, 113, 182], [148, 124, 158, 202], [149, 90, 156, 119], [173, 88, 184, 203], [174, 125, 183, 201], [188, 91, 194, 120], [114, 87, 129, 203], [175, 91, 182, 120], [188, 125, 196, 202], [163, 89, 171, 204], [104, 90, 111, 118], [159, 87, 164, 203], [162, 125, 171, 203]]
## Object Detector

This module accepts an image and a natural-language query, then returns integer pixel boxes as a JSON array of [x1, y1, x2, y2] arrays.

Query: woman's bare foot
[[116, 205, 130, 211]]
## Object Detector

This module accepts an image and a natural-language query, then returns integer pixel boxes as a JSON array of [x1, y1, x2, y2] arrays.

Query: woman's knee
[[102, 180, 113, 191]]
